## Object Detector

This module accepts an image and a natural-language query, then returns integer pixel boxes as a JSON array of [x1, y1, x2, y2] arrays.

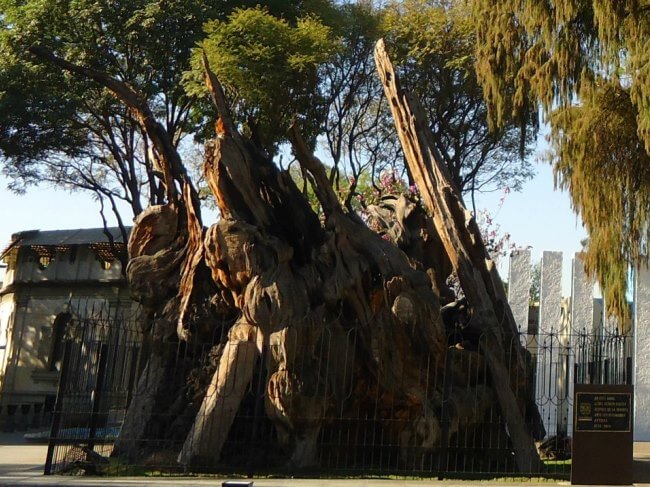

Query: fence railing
[[43, 313, 632, 479]]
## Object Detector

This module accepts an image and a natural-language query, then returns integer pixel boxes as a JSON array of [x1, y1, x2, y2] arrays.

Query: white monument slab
[[635, 264, 650, 440], [507, 249, 531, 332], [537, 251, 563, 437]]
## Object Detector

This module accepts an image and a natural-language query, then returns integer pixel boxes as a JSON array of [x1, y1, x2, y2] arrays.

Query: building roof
[[1, 227, 131, 259]]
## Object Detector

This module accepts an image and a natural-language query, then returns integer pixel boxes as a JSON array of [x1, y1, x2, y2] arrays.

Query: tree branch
[[288, 123, 342, 217], [28, 45, 190, 209], [201, 52, 236, 138]]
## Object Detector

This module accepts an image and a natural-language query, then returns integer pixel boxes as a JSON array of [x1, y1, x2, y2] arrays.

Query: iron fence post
[[125, 345, 140, 408], [247, 347, 266, 477], [437, 346, 454, 480], [44, 340, 73, 475], [87, 343, 109, 456]]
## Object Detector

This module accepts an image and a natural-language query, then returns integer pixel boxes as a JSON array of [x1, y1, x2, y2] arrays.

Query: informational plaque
[[575, 391, 631, 432], [571, 384, 633, 485]]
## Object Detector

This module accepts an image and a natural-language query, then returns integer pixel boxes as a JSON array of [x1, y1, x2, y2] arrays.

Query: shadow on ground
[[0, 464, 43, 473]]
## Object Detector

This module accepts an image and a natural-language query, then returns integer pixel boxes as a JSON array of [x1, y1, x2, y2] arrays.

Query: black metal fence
[[43, 312, 632, 479]]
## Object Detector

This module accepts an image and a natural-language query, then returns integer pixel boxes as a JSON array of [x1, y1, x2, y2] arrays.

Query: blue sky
[[0, 177, 131, 249], [0, 157, 586, 293], [474, 161, 587, 293]]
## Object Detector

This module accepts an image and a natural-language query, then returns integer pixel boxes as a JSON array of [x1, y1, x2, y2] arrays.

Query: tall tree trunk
[[374, 38, 543, 472], [173, 60, 453, 467]]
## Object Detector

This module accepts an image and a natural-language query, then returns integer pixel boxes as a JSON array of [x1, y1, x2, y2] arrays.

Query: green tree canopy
[[185, 6, 339, 156], [1, 0, 539, 257], [318, 1, 398, 207], [473, 0, 650, 321], [0, 0, 313, 235], [0, 0, 224, 240]]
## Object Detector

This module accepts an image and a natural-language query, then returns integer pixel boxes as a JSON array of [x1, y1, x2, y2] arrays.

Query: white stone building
[[0, 227, 132, 429]]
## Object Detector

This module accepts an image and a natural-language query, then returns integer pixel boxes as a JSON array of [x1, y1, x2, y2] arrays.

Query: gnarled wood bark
[[374, 38, 543, 472], [178, 320, 261, 464], [175, 59, 452, 467]]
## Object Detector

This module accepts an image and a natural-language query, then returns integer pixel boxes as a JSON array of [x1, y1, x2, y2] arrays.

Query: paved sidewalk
[[0, 432, 48, 484], [2, 432, 649, 486]]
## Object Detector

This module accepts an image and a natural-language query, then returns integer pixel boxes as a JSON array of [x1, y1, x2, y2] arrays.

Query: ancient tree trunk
[[112, 349, 169, 460], [174, 58, 452, 467], [37, 43, 544, 473], [374, 39, 542, 472]]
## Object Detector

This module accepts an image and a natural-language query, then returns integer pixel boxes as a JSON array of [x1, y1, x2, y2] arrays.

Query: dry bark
[[178, 320, 261, 464], [374, 38, 542, 472], [173, 59, 453, 467], [112, 349, 170, 459]]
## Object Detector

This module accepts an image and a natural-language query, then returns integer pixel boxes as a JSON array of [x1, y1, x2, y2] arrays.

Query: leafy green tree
[[0, 0, 213, 238], [0, 0, 312, 237], [472, 0, 650, 320], [1, 0, 539, 244], [185, 6, 339, 156], [317, 2, 401, 209], [290, 0, 537, 215]]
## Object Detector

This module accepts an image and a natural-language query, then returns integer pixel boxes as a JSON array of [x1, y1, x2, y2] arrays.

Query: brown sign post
[[572, 384, 633, 485]]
